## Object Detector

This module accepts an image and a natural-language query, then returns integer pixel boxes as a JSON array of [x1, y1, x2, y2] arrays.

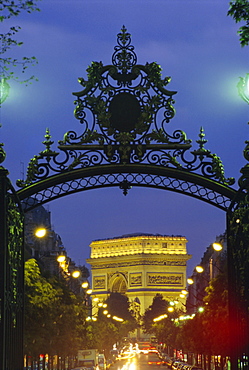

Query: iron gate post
[[0, 168, 24, 370], [227, 189, 249, 370]]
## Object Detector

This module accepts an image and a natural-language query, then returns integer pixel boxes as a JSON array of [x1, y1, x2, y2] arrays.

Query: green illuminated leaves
[[0, 0, 41, 21], [0, 0, 40, 93], [228, 0, 249, 46]]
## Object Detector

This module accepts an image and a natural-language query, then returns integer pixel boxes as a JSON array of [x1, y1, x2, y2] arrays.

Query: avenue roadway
[[111, 353, 163, 370]]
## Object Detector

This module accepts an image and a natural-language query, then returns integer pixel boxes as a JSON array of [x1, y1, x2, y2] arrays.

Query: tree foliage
[[177, 272, 229, 358], [24, 259, 89, 358], [141, 294, 181, 349], [0, 0, 41, 88], [142, 294, 170, 334], [24, 261, 138, 360], [228, 0, 249, 46], [105, 292, 138, 340]]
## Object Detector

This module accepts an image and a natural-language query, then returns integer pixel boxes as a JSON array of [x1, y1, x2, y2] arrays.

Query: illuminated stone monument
[[87, 233, 191, 314]]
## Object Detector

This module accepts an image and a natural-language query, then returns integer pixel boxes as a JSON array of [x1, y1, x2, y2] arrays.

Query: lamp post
[[32, 226, 50, 261], [237, 73, 249, 104]]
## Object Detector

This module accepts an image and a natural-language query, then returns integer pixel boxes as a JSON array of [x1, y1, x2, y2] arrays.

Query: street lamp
[[187, 277, 194, 285], [81, 281, 89, 289], [212, 242, 223, 252], [237, 73, 249, 104], [0, 78, 10, 105], [57, 255, 66, 263], [34, 227, 47, 238], [167, 306, 174, 313], [195, 265, 204, 273], [71, 270, 81, 278]]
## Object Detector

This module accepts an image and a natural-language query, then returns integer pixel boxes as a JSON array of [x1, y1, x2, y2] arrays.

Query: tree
[[228, 0, 249, 46], [87, 318, 120, 356], [0, 0, 41, 103], [24, 259, 89, 359], [177, 312, 211, 355], [176, 272, 229, 366], [141, 293, 182, 353], [142, 294, 170, 334], [202, 271, 230, 357], [105, 292, 138, 338], [24, 258, 61, 356]]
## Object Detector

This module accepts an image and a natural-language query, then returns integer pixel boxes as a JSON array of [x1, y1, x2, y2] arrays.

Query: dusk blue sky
[[1, 0, 249, 275]]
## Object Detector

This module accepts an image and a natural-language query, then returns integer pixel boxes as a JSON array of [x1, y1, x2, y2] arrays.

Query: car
[[147, 354, 162, 366], [161, 355, 174, 367], [148, 349, 158, 354], [172, 361, 183, 370], [177, 363, 188, 370], [147, 359, 162, 366]]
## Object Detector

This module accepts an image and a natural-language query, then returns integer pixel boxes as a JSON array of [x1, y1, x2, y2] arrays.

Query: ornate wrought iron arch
[[16, 26, 237, 213], [18, 164, 236, 212]]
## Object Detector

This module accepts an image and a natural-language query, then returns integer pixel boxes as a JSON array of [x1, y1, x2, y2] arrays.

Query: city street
[[112, 353, 163, 370]]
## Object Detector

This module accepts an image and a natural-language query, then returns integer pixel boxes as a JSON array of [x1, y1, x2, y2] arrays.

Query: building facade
[[186, 233, 227, 314], [87, 233, 191, 315], [24, 203, 90, 295]]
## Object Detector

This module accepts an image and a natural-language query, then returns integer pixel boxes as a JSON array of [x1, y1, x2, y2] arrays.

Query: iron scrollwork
[[17, 26, 234, 198]]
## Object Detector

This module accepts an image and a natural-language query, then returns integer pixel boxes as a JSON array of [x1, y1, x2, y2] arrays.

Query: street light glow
[[195, 265, 204, 273], [35, 228, 47, 238], [57, 255, 66, 263], [71, 270, 81, 278], [168, 306, 174, 312], [187, 278, 194, 285], [0, 78, 10, 105], [153, 314, 168, 322], [81, 281, 89, 289], [212, 242, 223, 252], [237, 73, 249, 104]]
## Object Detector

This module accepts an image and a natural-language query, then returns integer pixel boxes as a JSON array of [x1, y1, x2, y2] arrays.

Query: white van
[[98, 354, 106, 370]]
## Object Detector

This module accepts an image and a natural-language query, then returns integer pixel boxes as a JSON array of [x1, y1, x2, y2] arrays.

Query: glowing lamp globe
[[35, 228, 47, 238], [57, 255, 66, 263], [237, 73, 249, 104], [212, 242, 223, 252], [196, 265, 204, 273], [72, 270, 81, 278]]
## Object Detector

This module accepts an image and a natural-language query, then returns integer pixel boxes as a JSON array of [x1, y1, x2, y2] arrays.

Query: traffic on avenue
[[71, 342, 204, 370]]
